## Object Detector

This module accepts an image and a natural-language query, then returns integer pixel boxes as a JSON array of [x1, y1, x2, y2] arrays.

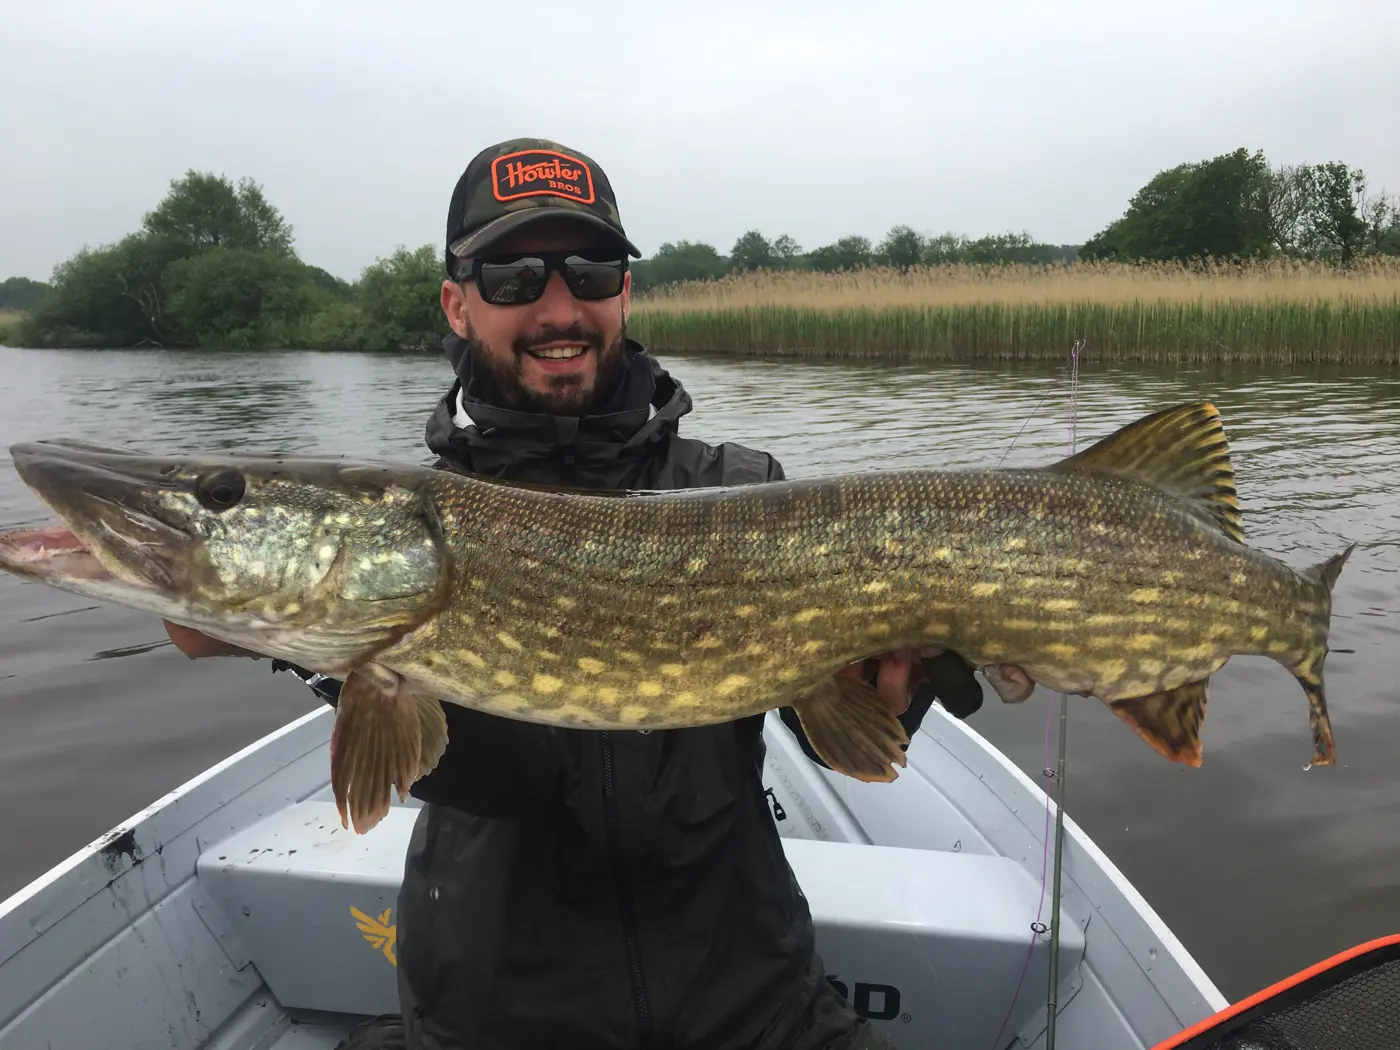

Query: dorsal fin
[[1050, 401, 1244, 542]]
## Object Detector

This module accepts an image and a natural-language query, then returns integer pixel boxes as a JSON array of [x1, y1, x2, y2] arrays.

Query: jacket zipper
[[601, 731, 656, 1048]]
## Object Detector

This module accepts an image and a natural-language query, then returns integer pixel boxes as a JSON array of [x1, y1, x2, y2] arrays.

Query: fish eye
[[196, 470, 246, 511]]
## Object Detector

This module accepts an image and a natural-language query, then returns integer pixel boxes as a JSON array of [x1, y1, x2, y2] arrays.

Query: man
[[166, 138, 1001, 1050]]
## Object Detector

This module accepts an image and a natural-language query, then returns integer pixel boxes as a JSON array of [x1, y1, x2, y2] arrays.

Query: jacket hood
[[425, 334, 693, 472]]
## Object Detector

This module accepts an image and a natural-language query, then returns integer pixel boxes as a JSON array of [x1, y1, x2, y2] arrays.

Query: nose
[[529, 269, 583, 328]]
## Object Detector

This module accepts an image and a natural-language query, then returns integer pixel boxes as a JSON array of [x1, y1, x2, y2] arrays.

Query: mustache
[[514, 325, 605, 355]]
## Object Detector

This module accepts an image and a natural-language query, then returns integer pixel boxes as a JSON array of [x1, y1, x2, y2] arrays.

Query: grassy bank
[[629, 258, 1400, 365], [0, 310, 22, 347]]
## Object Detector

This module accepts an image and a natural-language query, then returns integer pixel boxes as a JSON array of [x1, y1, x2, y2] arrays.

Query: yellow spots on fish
[[219, 570, 236, 585], [334, 513, 350, 526], [1000, 619, 1041, 631], [1127, 633, 1162, 651], [1088, 523, 1108, 536], [1249, 625, 1269, 642], [1161, 570, 1184, 586], [1230, 571, 1247, 587], [493, 670, 518, 688], [741, 642, 769, 658], [670, 691, 703, 708], [1138, 659, 1165, 678], [619, 705, 651, 725], [735, 605, 757, 618], [866, 622, 891, 638], [862, 580, 890, 596], [532, 674, 563, 695], [1003, 537, 1027, 551], [492, 693, 531, 713], [793, 607, 826, 624], [695, 635, 723, 650], [554, 595, 576, 611], [971, 582, 1000, 598], [653, 662, 685, 678], [813, 543, 830, 557], [496, 631, 523, 651], [778, 667, 801, 683], [686, 557, 707, 573], [801, 640, 825, 655], [568, 684, 590, 701], [536, 649, 560, 663], [469, 578, 485, 591], [982, 642, 1006, 659], [1164, 617, 1193, 632], [317, 544, 335, 563], [1267, 640, 1289, 654], [1045, 642, 1078, 660], [598, 687, 621, 705], [282, 602, 301, 616], [716, 674, 750, 696], [1129, 589, 1161, 604], [1097, 658, 1129, 683], [922, 620, 951, 637], [618, 651, 643, 664], [509, 598, 525, 610], [883, 538, 905, 556], [554, 705, 601, 725], [244, 507, 262, 519], [636, 681, 664, 698], [658, 594, 680, 607], [577, 657, 606, 674], [932, 547, 953, 562], [1043, 598, 1079, 613], [542, 625, 559, 639]]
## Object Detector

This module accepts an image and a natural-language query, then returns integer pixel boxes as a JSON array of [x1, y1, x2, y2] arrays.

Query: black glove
[[914, 650, 983, 720]]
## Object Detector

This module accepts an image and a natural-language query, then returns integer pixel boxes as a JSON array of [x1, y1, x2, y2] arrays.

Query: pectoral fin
[[1108, 679, 1209, 766], [791, 675, 910, 782], [329, 663, 449, 834]]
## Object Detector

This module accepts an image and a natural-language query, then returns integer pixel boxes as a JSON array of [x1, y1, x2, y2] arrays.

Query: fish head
[[2, 440, 449, 672]]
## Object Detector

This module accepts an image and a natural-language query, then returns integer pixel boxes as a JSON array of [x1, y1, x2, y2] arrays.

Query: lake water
[[1, 344, 1398, 1003]]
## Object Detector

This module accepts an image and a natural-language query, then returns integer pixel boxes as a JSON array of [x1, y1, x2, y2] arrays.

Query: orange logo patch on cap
[[492, 150, 596, 205]]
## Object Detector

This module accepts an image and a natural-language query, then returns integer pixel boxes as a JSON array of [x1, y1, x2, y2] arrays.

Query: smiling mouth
[[528, 345, 588, 360]]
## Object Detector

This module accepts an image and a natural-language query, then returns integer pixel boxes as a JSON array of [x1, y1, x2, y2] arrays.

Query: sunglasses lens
[[477, 257, 549, 304], [562, 255, 626, 300]]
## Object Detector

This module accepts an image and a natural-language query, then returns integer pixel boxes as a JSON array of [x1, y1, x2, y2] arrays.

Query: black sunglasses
[[454, 250, 628, 305]]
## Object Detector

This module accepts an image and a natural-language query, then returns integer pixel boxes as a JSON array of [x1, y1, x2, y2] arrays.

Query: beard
[[464, 320, 629, 416]]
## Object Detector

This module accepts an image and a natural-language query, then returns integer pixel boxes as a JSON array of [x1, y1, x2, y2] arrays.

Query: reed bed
[[629, 258, 1400, 365]]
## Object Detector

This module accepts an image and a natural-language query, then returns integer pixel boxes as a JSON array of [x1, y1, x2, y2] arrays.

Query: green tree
[[730, 230, 776, 272], [21, 233, 192, 347], [808, 235, 873, 272], [876, 225, 924, 270], [0, 276, 51, 311], [1081, 148, 1273, 262], [630, 241, 728, 292], [163, 248, 324, 348], [141, 171, 294, 255]]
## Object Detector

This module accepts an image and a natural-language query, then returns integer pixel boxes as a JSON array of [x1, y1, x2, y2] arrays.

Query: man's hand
[[836, 648, 1039, 720], [163, 620, 260, 660]]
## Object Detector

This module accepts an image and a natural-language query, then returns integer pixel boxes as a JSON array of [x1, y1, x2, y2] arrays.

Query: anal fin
[[791, 675, 910, 782], [329, 663, 449, 834], [1109, 679, 1210, 766]]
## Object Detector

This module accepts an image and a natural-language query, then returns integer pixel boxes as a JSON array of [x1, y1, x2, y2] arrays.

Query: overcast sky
[[3, 0, 1397, 283]]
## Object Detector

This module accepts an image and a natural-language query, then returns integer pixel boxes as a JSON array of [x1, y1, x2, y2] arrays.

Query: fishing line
[[988, 338, 1085, 1050]]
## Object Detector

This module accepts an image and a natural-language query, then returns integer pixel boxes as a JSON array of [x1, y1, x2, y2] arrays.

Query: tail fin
[[1306, 543, 1355, 593], [1290, 543, 1354, 768]]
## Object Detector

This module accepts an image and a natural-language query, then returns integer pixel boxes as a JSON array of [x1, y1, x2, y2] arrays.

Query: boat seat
[[195, 800, 1083, 1044]]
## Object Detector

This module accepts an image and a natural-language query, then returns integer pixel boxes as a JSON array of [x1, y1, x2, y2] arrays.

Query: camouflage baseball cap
[[445, 137, 641, 272]]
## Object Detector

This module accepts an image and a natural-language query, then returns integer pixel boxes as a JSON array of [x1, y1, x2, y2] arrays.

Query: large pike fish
[[0, 403, 1353, 833]]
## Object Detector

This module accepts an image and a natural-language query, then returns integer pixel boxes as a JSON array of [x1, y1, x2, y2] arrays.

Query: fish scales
[[0, 401, 1355, 833]]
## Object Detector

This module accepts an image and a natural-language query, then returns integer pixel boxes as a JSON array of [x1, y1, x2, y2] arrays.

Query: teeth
[[532, 346, 585, 360]]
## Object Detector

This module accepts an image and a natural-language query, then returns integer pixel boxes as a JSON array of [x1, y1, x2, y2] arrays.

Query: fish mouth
[[4, 440, 199, 594]]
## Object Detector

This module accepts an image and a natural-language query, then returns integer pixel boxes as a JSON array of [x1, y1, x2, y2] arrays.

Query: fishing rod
[[1044, 338, 1085, 1050], [988, 338, 1085, 1050]]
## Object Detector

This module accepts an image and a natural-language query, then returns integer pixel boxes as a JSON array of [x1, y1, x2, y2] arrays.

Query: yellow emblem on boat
[[351, 905, 397, 966]]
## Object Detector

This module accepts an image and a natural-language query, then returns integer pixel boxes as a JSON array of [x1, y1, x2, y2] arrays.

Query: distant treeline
[[1, 145, 1396, 352]]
